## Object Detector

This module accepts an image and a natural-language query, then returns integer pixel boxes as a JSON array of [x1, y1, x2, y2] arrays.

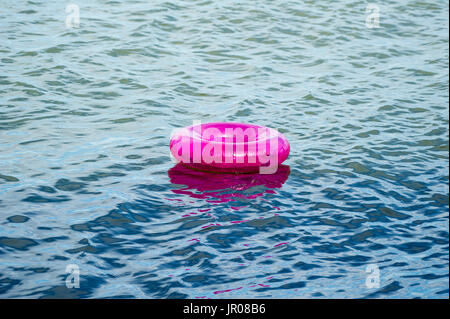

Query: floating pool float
[[170, 122, 290, 174]]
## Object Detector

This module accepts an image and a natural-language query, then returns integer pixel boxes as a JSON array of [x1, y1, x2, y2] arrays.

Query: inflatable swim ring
[[170, 122, 290, 174]]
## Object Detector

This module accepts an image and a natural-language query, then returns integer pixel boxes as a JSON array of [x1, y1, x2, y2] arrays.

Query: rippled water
[[0, 0, 448, 298]]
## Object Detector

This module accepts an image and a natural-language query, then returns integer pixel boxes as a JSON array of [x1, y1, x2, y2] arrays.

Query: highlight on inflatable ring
[[169, 122, 290, 174]]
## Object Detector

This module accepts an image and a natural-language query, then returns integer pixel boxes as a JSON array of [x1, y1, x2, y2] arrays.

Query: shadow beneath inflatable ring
[[168, 163, 290, 202]]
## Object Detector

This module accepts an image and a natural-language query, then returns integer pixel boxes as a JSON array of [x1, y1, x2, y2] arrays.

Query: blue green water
[[0, 0, 448, 298]]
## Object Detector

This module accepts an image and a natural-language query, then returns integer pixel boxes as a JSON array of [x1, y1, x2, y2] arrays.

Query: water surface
[[0, 0, 448, 298]]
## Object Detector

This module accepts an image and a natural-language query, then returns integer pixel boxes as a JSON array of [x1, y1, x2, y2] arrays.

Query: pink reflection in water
[[249, 284, 271, 288], [230, 220, 249, 224], [181, 212, 197, 217], [213, 287, 243, 295], [230, 206, 247, 211], [193, 276, 276, 298], [201, 223, 221, 229], [168, 164, 290, 205]]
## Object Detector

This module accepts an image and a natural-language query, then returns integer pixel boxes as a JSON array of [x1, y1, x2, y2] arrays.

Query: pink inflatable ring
[[170, 122, 290, 174]]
